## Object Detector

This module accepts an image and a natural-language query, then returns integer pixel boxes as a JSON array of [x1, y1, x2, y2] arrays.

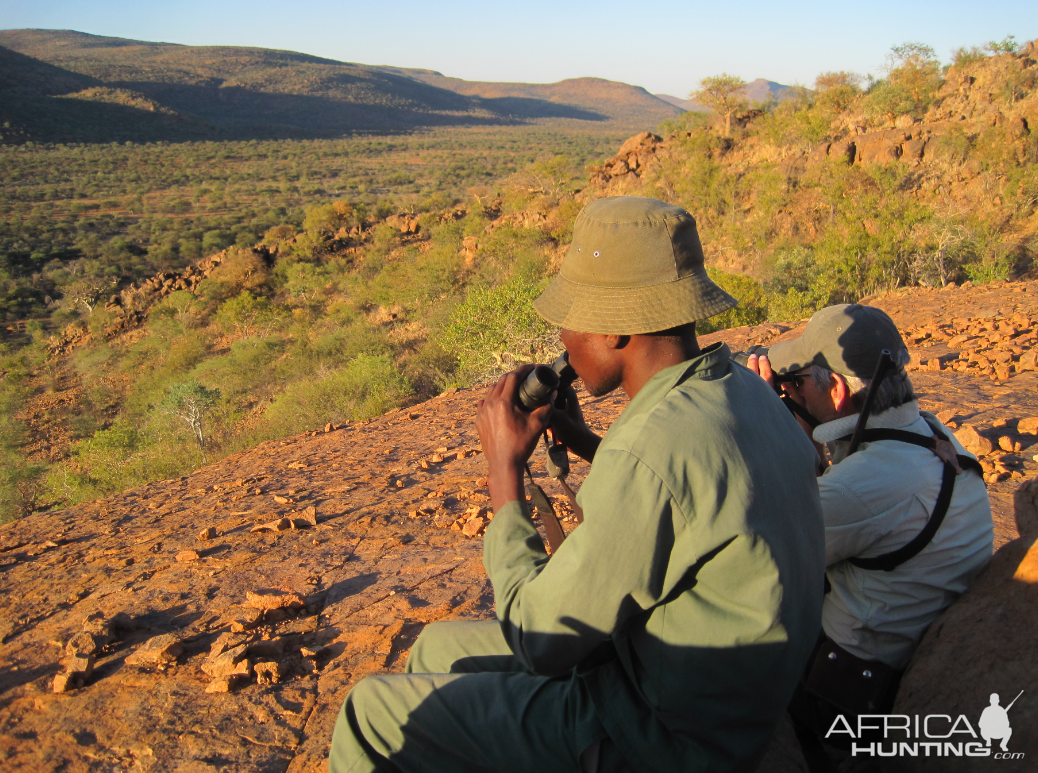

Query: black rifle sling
[[840, 419, 983, 572]]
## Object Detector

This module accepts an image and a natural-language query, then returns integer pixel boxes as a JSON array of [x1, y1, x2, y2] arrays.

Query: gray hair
[[809, 348, 914, 414]]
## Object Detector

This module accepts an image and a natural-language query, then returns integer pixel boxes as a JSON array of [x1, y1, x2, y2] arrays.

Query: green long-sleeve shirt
[[484, 343, 825, 772]]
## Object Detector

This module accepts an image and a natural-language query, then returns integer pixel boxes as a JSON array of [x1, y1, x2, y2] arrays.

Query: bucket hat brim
[[534, 266, 737, 335]]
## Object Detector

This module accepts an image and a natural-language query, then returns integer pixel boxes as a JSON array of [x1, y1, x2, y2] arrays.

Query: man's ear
[[604, 334, 630, 350], [831, 374, 856, 415]]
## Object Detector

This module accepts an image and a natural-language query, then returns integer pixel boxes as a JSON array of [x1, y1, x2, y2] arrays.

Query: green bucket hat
[[768, 304, 906, 379], [533, 197, 737, 334]]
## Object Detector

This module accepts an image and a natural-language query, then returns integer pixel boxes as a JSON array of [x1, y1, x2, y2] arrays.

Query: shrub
[[258, 353, 411, 437], [215, 291, 281, 337], [205, 247, 272, 295], [441, 275, 558, 383], [697, 270, 769, 334]]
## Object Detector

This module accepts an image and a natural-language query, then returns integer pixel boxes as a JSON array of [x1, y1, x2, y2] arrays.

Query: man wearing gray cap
[[329, 197, 826, 772], [750, 304, 992, 764]]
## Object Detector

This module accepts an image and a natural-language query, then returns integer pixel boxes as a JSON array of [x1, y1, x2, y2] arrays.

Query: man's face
[[781, 367, 844, 425], [560, 328, 623, 398]]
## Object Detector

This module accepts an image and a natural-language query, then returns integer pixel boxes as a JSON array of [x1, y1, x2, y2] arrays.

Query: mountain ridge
[[0, 29, 679, 143]]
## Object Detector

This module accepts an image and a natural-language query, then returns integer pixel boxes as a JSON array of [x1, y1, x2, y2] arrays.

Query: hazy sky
[[1, 1, 1033, 96]]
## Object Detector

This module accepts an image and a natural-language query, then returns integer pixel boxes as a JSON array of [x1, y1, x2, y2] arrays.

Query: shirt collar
[[618, 342, 730, 417], [813, 400, 921, 445]]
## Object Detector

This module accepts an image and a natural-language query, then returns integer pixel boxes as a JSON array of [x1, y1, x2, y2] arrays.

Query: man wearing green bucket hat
[[329, 197, 826, 772]]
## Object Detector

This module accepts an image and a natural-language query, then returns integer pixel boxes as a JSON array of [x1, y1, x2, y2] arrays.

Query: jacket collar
[[813, 400, 921, 445], [619, 342, 730, 417]]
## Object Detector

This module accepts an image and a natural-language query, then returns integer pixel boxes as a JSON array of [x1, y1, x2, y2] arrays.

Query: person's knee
[[330, 678, 385, 773], [334, 677, 398, 759], [405, 621, 455, 673]]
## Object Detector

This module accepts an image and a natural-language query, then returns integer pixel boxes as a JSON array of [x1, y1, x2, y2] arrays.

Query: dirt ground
[[1, 280, 1036, 772]]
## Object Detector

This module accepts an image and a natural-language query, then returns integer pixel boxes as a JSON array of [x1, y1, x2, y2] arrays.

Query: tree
[[61, 276, 116, 315], [163, 380, 221, 452], [689, 74, 747, 136], [984, 35, 1018, 55], [814, 71, 863, 114], [885, 43, 942, 110]]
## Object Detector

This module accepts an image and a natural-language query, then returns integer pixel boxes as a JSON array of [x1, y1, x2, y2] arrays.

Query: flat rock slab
[[0, 384, 613, 772]]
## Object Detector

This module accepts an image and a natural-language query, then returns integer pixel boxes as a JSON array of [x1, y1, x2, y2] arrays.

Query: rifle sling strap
[[838, 419, 983, 572]]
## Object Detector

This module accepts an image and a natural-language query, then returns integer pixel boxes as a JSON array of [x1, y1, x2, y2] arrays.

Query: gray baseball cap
[[768, 304, 906, 379]]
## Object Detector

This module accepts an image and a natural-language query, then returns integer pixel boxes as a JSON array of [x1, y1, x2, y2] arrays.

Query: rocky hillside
[[587, 39, 1038, 288], [0, 29, 677, 143], [1, 280, 1037, 771]]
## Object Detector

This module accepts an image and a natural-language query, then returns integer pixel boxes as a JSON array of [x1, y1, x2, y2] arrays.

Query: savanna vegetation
[[0, 127, 624, 323], [1, 36, 1036, 524]]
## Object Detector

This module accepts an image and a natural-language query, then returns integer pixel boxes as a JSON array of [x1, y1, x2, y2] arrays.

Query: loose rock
[[254, 661, 282, 685], [125, 634, 183, 666], [954, 425, 994, 456], [245, 589, 305, 611], [202, 643, 250, 679]]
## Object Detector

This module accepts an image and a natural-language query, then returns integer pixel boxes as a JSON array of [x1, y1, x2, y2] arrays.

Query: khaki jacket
[[814, 401, 994, 669]]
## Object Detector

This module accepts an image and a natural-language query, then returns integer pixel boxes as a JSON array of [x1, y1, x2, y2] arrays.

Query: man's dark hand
[[476, 365, 552, 512], [548, 384, 601, 463]]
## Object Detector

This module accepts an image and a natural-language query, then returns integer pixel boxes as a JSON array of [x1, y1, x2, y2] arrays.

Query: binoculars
[[729, 345, 769, 368], [518, 353, 578, 411]]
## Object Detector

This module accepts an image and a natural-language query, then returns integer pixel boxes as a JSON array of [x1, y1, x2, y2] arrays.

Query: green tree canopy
[[163, 379, 221, 451], [689, 74, 748, 136]]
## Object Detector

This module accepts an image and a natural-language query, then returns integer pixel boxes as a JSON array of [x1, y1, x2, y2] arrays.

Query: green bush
[[441, 275, 557, 383], [0, 380, 45, 523], [258, 353, 411, 437], [697, 270, 769, 334], [214, 291, 281, 337], [51, 418, 205, 505]]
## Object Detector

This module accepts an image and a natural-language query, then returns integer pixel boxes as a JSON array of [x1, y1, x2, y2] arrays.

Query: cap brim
[[533, 267, 737, 335], [767, 336, 815, 375]]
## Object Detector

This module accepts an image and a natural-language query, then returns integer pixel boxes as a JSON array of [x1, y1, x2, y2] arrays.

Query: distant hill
[[0, 29, 679, 143], [375, 65, 680, 125], [655, 79, 794, 113]]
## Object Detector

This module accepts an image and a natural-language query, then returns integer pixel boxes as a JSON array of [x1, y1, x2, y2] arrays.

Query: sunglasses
[[775, 372, 810, 389]]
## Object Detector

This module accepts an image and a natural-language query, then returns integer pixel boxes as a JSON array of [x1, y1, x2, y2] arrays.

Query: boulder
[[615, 131, 661, 158], [1016, 478, 1038, 538], [894, 518, 1038, 770], [901, 137, 927, 162], [856, 136, 903, 164], [828, 139, 856, 165]]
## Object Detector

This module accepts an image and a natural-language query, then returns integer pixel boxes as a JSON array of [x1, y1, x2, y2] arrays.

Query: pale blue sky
[[1, 1, 1033, 96]]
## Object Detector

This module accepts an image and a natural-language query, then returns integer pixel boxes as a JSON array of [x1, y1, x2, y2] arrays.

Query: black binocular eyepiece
[[518, 366, 560, 410], [517, 353, 577, 411]]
